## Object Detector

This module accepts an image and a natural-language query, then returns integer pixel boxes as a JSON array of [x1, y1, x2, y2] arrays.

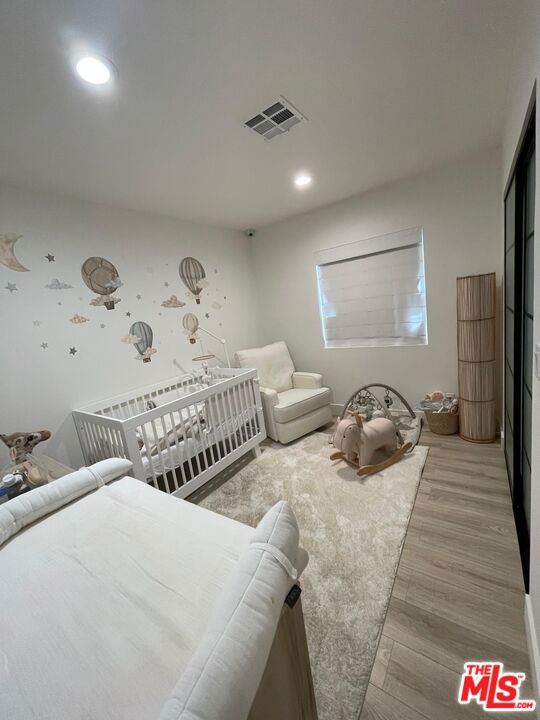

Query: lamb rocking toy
[[330, 410, 412, 476]]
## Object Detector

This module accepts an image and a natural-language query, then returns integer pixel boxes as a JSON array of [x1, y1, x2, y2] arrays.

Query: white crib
[[73, 367, 265, 498]]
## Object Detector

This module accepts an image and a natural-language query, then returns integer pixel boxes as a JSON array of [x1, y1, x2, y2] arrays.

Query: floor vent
[[244, 97, 306, 141]]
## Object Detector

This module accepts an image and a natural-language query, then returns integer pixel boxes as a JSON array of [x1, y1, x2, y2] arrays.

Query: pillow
[[235, 341, 295, 392], [0, 458, 133, 547], [158, 500, 307, 720]]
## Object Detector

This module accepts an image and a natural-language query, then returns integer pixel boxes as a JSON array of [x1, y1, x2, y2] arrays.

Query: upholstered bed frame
[[0, 459, 317, 720]]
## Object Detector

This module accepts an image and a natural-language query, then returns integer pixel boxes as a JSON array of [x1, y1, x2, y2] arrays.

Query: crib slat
[[158, 415, 179, 492], [149, 418, 171, 494], [189, 403, 205, 476], [239, 382, 251, 441], [251, 379, 260, 434], [216, 390, 231, 454], [77, 421, 92, 464], [168, 411, 188, 488], [96, 425, 108, 460], [111, 426, 122, 457], [238, 380, 252, 441], [207, 395, 224, 462], [244, 380, 257, 439], [229, 385, 243, 445], [225, 388, 239, 450], [87, 422, 102, 462], [83, 422, 95, 463], [80, 421, 93, 463], [231, 384, 246, 445], [194, 396, 214, 470], [202, 400, 217, 466], [104, 426, 117, 457], [139, 423, 158, 488], [178, 406, 200, 479], [248, 379, 260, 434]]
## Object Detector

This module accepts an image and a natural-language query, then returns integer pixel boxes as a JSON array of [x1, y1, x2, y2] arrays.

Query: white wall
[[251, 148, 501, 412], [501, 0, 540, 698], [0, 183, 262, 468]]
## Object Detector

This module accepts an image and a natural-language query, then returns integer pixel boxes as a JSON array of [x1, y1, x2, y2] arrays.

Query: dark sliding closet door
[[504, 108, 535, 591], [522, 146, 535, 540]]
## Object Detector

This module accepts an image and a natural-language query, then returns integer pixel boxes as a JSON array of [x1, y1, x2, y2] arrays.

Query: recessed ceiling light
[[294, 173, 313, 189], [75, 56, 112, 85]]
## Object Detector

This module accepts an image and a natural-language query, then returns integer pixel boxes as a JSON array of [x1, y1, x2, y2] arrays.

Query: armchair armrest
[[259, 386, 279, 406], [259, 386, 279, 441], [292, 372, 323, 390]]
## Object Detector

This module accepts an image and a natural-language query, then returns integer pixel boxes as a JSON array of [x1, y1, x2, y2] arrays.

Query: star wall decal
[[45, 253, 55, 262], [41, 342, 48, 349], [69, 346, 77, 355], [164, 281, 169, 287], [100, 323, 105, 328], [5, 282, 17, 292], [126, 311, 131, 317], [136, 294, 142, 300], [33, 320, 41, 326]]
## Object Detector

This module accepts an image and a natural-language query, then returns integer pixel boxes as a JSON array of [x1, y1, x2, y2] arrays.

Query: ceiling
[[0, 0, 522, 230]]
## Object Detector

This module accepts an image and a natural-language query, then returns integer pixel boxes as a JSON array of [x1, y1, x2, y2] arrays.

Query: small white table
[[35, 455, 75, 482]]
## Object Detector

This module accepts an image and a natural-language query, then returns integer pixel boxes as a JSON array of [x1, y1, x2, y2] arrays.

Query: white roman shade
[[315, 227, 428, 348]]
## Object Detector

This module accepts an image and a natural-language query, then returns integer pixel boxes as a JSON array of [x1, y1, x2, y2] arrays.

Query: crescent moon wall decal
[[0, 234, 30, 272]]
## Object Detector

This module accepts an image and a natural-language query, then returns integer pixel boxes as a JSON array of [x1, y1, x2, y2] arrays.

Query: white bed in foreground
[[0, 459, 316, 720]]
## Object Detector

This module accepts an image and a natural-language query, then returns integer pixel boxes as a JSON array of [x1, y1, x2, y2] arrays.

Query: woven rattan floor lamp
[[457, 272, 496, 443]]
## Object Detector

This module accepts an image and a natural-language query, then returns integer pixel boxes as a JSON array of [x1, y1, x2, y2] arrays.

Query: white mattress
[[0, 477, 253, 720], [141, 410, 257, 478]]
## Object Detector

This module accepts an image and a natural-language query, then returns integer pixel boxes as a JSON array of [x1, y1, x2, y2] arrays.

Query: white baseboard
[[330, 402, 343, 416], [525, 593, 540, 702]]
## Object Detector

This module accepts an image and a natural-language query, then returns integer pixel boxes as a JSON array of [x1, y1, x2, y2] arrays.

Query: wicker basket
[[424, 410, 459, 435]]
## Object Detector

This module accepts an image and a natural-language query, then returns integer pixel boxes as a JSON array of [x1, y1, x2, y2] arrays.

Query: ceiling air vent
[[244, 97, 306, 141]]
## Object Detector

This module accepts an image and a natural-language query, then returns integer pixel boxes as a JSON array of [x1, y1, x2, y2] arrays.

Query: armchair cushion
[[235, 341, 295, 392], [274, 387, 332, 424]]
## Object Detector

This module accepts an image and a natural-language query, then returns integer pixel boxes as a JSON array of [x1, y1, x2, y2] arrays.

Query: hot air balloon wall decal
[[81, 256, 122, 310], [130, 321, 156, 363], [182, 313, 199, 344], [182, 312, 231, 367], [179, 256, 207, 304]]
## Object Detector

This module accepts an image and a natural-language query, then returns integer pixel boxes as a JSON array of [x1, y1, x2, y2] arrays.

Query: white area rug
[[192, 430, 428, 720]]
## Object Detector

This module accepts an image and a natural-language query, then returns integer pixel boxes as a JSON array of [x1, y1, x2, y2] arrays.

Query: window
[[315, 227, 427, 348]]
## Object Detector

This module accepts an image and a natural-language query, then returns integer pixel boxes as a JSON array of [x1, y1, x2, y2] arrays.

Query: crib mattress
[[141, 409, 257, 479], [0, 477, 253, 720]]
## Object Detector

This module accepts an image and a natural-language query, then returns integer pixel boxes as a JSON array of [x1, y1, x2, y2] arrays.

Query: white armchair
[[235, 341, 333, 444]]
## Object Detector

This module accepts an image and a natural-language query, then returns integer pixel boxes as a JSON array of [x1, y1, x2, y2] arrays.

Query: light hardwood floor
[[360, 430, 533, 720]]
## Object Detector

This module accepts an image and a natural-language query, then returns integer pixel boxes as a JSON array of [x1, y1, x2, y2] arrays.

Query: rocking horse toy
[[330, 384, 421, 476], [331, 410, 411, 476]]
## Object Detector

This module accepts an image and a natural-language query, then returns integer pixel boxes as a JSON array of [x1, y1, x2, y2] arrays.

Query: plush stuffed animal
[[0, 430, 51, 462], [330, 411, 410, 476]]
